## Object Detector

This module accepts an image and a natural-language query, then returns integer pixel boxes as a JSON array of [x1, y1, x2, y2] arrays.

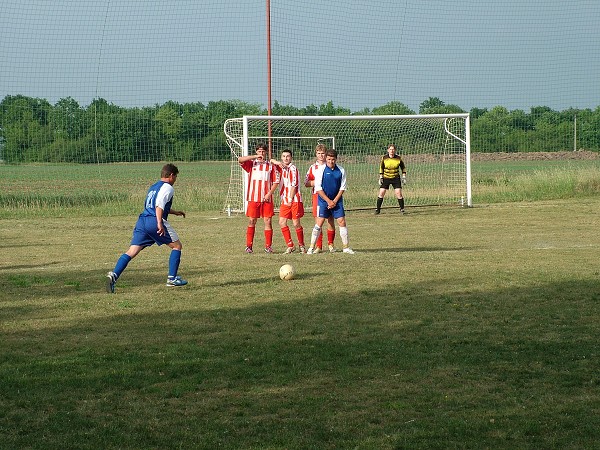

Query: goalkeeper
[[375, 144, 406, 214]]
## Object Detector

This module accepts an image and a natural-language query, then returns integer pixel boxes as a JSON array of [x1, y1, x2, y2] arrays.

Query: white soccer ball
[[279, 264, 296, 281]]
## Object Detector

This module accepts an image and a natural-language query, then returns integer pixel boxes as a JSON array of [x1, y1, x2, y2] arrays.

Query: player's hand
[[378, 176, 383, 187], [402, 175, 407, 185]]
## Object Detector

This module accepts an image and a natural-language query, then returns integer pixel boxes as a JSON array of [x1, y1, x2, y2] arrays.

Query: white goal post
[[224, 114, 471, 214]]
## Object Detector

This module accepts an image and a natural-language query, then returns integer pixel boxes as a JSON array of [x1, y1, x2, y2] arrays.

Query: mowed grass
[[1, 193, 599, 448]]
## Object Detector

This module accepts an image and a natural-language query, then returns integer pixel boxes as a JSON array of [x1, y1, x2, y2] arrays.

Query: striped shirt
[[304, 161, 325, 195], [241, 159, 280, 202], [278, 163, 302, 206]]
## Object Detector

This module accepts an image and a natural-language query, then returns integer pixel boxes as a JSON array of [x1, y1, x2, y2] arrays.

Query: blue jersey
[[314, 164, 347, 219], [141, 180, 174, 219], [315, 164, 347, 200]]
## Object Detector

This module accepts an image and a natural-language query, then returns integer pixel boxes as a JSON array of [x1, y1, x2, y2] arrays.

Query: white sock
[[310, 225, 321, 247], [339, 226, 349, 247]]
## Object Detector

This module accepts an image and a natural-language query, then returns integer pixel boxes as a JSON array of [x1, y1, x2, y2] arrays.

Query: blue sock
[[113, 254, 132, 278], [168, 249, 181, 278]]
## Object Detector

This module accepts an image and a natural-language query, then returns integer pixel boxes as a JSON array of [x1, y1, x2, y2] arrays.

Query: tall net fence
[[1, 0, 599, 213]]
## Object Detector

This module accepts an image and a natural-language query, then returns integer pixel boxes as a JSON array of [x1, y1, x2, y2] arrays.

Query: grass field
[[1, 160, 599, 449]]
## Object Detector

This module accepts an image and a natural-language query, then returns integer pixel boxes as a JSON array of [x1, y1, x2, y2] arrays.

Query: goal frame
[[224, 114, 471, 213]]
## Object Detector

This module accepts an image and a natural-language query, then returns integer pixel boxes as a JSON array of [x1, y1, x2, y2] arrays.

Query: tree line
[[1, 94, 599, 163]]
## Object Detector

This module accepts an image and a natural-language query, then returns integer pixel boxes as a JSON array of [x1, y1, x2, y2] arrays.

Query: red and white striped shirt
[[278, 163, 302, 206], [304, 161, 325, 195], [241, 159, 279, 202]]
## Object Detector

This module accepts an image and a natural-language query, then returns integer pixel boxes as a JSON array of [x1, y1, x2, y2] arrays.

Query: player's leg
[[245, 202, 260, 253], [166, 239, 187, 286], [292, 202, 306, 252], [279, 206, 295, 252], [262, 202, 275, 253], [307, 216, 326, 254], [395, 187, 405, 213], [311, 193, 323, 252], [327, 216, 336, 252], [375, 186, 387, 214], [334, 205, 354, 254]]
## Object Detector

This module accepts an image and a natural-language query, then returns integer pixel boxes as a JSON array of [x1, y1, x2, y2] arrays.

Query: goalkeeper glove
[[378, 176, 383, 187], [402, 175, 407, 185]]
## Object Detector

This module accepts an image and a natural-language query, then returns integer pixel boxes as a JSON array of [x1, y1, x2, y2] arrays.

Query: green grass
[[1, 195, 599, 449]]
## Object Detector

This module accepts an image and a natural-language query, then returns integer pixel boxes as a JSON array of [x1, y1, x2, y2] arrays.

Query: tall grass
[[2, 159, 599, 218]]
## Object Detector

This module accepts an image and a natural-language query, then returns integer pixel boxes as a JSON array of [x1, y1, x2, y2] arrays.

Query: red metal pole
[[266, 0, 273, 159]]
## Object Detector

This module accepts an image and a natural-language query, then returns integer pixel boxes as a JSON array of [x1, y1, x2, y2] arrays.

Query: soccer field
[[1, 193, 599, 448]]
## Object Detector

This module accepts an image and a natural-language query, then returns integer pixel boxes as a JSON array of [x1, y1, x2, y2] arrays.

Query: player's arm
[[169, 209, 186, 218], [264, 167, 280, 202], [238, 154, 260, 163], [156, 207, 166, 235]]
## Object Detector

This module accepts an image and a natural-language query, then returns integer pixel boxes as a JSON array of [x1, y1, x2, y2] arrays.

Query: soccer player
[[106, 163, 187, 293], [375, 144, 407, 214], [304, 144, 337, 253], [307, 149, 354, 254], [238, 143, 280, 253], [270, 149, 306, 253]]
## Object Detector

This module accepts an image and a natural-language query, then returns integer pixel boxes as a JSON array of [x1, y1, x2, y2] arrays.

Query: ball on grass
[[279, 264, 295, 281]]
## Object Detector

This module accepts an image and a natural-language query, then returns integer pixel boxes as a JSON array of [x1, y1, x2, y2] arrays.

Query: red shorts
[[279, 202, 305, 220], [246, 201, 275, 218]]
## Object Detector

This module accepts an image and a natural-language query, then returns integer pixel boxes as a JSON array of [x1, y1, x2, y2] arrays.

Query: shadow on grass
[[1, 270, 599, 449]]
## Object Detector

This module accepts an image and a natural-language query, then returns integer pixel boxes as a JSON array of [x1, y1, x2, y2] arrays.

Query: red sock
[[246, 226, 255, 248], [281, 226, 293, 247], [296, 226, 305, 246], [265, 229, 273, 247], [327, 229, 335, 246], [316, 232, 323, 249]]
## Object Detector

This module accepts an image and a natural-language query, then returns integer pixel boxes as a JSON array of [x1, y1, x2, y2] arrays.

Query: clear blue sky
[[1, 0, 599, 112]]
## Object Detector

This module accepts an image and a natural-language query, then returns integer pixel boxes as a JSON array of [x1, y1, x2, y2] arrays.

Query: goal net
[[224, 114, 471, 214]]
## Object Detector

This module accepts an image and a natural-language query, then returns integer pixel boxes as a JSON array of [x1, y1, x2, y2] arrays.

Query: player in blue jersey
[[105, 163, 188, 293], [306, 149, 355, 254]]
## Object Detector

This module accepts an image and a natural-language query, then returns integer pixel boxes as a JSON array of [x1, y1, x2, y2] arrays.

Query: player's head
[[281, 149, 292, 165], [315, 143, 327, 162], [387, 144, 396, 156], [161, 163, 179, 184], [325, 149, 337, 168], [255, 143, 267, 160]]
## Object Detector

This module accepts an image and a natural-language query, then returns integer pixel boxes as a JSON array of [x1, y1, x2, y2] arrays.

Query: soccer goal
[[224, 114, 471, 214]]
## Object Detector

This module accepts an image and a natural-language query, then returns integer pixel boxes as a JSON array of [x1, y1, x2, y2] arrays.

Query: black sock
[[399, 198, 404, 210], [376, 197, 383, 211]]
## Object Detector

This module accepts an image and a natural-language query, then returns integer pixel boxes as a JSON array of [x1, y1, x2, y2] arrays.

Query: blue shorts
[[130, 215, 179, 247], [316, 198, 345, 219]]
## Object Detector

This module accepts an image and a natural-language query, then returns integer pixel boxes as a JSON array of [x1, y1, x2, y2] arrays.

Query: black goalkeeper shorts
[[380, 177, 401, 189]]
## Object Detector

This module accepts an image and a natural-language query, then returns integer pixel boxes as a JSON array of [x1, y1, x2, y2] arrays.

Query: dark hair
[[161, 163, 179, 178], [325, 149, 337, 158], [255, 142, 267, 151], [281, 149, 292, 157]]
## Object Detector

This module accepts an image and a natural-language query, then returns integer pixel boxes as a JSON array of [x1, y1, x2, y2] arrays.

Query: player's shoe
[[166, 275, 188, 287], [306, 247, 314, 255], [314, 247, 322, 254], [328, 244, 336, 253], [264, 246, 274, 254], [105, 271, 117, 294], [400, 209, 405, 214], [342, 247, 355, 254], [284, 246, 296, 254], [245, 246, 253, 253], [299, 245, 307, 254], [374, 210, 380, 215]]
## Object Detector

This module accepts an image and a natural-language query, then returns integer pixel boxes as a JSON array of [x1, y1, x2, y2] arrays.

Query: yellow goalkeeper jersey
[[379, 154, 406, 179]]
